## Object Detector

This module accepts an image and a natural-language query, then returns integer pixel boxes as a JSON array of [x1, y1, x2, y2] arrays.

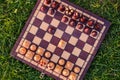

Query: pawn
[[47, 62, 55, 70], [44, 52, 51, 58], [34, 54, 41, 62], [48, 27, 55, 34], [84, 27, 91, 34], [91, 31, 97, 37], [80, 16, 87, 23], [30, 44, 37, 51], [45, 0, 51, 5], [95, 24, 100, 29], [74, 67, 80, 73], [87, 20, 94, 26], [58, 5, 65, 12], [40, 5, 46, 12], [77, 24, 83, 29], [69, 20, 76, 26], [19, 47, 26, 55], [58, 59, 65, 66], [72, 12, 79, 19], [62, 69, 70, 77], [94, 23, 102, 31], [49, 8, 55, 15], [61, 17, 68, 23], [51, 1, 59, 8]]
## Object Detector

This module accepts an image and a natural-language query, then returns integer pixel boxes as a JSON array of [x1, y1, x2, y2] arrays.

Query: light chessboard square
[[54, 29, 64, 38], [29, 25, 38, 35], [51, 18, 60, 27], [61, 51, 70, 60], [72, 47, 81, 57], [37, 11, 45, 20], [79, 33, 89, 42], [65, 26, 74, 35], [43, 32, 53, 42], [76, 58, 85, 67], [40, 22, 49, 31], [69, 36, 78, 46], [47, 43, 56, 52], [51, 54, 59, 63], [83, 43, 92, 53], [32, 36, 42, 45]]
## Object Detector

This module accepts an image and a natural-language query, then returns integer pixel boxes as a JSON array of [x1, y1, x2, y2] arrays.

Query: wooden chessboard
[[10, 0, 111, 80]]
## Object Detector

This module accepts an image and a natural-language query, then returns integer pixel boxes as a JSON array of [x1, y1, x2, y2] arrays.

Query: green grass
[[0, 0, 120, 80]]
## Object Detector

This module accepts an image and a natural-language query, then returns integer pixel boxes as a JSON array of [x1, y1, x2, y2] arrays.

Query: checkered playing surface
[[11, 0, 110, 80]]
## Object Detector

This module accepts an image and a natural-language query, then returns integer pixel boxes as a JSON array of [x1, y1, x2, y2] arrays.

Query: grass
[[0, 0, 120, 80]]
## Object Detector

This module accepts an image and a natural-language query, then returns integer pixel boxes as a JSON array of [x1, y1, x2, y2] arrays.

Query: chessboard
[[10, 0, 111, 80]]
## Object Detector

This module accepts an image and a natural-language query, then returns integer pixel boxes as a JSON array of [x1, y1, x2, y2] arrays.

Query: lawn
[[0, 0, 120, 80]]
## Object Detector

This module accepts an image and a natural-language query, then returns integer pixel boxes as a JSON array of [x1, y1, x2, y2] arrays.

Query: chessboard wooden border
[[10, 0, 111, 80]]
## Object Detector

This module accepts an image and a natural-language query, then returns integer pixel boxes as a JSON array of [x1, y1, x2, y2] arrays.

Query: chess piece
[[87, 20, 94, 26], [58, 59, 65, 65], [49, 8, 55, 15], [91, 31, 97, 37], [34, 54, 41, 62], [48, 27, 56, 34], [59, 5, 65, 12], [45, 0, 51, 4], [77, 24, 83, 29], [40, 5, 46, 12], [36, 48, 44, 56], [69, 20, 76, 26], [47, 62, 55, 69], [19, 47, 26, 55], [30, 44, 37, 51], [74, 67, 80, 73], [62, 69, 70, 76], [45, 52, 51, 58], [61, 17, 68, 23]]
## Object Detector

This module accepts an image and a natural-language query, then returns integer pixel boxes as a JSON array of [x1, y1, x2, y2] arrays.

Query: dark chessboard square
[[76, 40, 85, 49], [33, 18, 42, 27], [36, 29, 46, 38], [87, 36, 96, 45], [73, 29, 81, 38], [50, 36, 60, 46], [54, 11, 63, 20], [58, 22, 67, 31], [40, 40, 49, 49], [61, 33, 71, 42], [68, 55, 77, 63], [65, 43, 74, 53], [79, 51, 89, 60], [54, 47, 63, 56], [44, 15, 52, 24], [26, 32, 34, 41]]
